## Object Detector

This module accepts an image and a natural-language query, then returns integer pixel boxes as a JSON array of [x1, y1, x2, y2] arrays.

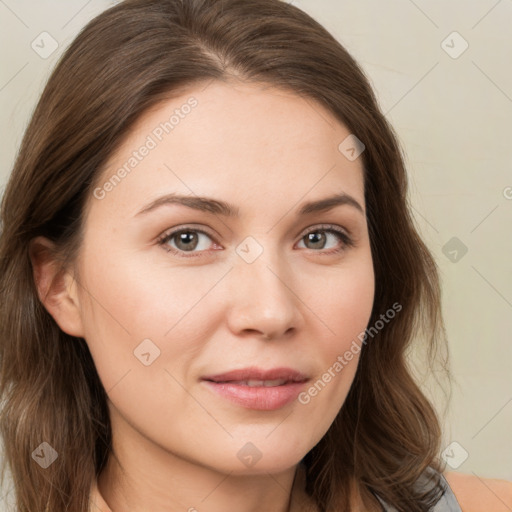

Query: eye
[[297, 224, 354, 254], [157, 226, 217, 256], [157, 224, 354, 257]]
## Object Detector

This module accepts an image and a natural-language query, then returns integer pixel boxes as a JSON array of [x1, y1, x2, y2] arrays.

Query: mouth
[[207, 378, 297, 387], [201, 367, 310, 411], [202, 366, 309, 383]]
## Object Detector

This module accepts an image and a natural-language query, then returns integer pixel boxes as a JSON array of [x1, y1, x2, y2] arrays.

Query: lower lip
[[202, 380, 308, 411]]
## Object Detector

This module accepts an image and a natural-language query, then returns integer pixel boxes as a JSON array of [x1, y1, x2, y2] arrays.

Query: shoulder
[[443, 471, 512, 512]]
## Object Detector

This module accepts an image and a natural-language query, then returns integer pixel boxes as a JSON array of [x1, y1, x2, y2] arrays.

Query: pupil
[[177, 231, 197, 251], [308, 232, 325, 249]]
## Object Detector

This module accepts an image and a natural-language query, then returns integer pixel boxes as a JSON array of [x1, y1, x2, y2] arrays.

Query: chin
[[188, 439, 306, 477], [224, 457, 302, 477]]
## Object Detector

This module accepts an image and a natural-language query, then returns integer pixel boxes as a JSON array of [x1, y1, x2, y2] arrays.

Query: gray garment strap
[[371, 468, 463, 511]]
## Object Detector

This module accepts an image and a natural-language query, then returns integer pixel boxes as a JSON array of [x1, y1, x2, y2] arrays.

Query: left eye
[[157, 225, 353, 256], [296, 228, 351, 252]]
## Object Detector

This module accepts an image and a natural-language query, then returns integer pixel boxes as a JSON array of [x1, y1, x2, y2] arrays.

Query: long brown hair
[[0, 0, 451, 510]]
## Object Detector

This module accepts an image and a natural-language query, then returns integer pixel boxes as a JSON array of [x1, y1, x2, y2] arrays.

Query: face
[[73, 80, 374, 476]]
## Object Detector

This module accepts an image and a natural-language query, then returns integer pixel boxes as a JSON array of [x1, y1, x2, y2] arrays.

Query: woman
[[0, 0, 510, 511]]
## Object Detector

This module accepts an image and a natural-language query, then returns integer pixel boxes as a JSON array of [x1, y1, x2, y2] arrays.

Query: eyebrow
[[135, 192, 365, 218]]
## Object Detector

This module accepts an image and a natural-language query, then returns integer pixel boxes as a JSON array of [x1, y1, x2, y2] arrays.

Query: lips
[[222, 379, 289, 387], [201, 366, 310, 411], [201, 366, 309, 384]]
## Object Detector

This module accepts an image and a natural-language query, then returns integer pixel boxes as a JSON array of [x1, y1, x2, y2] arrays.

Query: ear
[[29, 236, 85, 338]]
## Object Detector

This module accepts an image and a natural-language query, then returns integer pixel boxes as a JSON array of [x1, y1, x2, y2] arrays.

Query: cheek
[[303, 256, 375, 351], [295, 259, 374, 419], [77, 243, 229, 385], [76, 249, 217, 444], [328, 265, 374, 379], [329, 276, 374, 332]]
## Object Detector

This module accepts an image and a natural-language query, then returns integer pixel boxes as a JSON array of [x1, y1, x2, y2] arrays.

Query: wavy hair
[[0, 0, 451, 510]]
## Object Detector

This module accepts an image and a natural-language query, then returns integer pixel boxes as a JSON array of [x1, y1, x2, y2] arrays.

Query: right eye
[[157, 227, 220, 257]]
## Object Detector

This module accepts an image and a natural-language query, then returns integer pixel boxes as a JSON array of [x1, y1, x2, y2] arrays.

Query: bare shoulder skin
[[444, 471, 512, 511]]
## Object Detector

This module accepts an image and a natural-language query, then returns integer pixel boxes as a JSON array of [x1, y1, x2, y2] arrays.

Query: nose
[[225, 250, 304, 340]]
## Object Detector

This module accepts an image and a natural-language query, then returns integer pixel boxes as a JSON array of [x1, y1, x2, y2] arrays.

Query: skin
[[443, 472, 512, 512], [30, 79, 376, 512]]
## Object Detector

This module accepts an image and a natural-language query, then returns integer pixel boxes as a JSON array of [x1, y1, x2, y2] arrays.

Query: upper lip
[[202, 366, 309, 383]]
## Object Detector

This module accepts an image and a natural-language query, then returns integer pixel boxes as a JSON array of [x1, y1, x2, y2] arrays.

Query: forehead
[[88, 79, 365, 222]]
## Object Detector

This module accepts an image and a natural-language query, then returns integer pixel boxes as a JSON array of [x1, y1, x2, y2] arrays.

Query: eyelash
[[157, 224, 354, 258]]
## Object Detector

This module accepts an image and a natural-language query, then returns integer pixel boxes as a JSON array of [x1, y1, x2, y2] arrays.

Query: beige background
[[1, 0, 511, 508]]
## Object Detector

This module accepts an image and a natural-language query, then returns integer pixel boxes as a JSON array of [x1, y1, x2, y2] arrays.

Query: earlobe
[[29, 236, 85, 338]]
